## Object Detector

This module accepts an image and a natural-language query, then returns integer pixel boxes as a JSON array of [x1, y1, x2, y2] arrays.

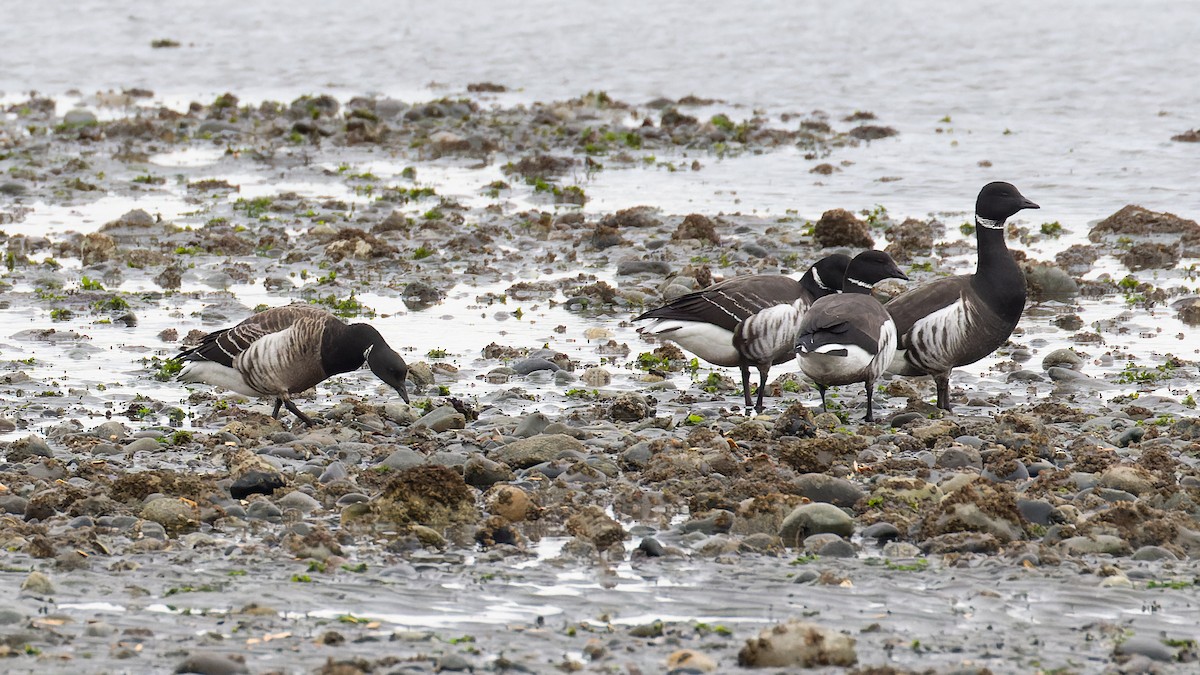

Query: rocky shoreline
[[1, 92, 1199, 673]]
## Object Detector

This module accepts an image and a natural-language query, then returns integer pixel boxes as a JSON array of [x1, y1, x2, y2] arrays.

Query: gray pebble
[[513, 358, 560, 375], [1041, 348, 1083, 371], [245, 501, 283, 522], [378, 446, 425, 471], [779, 503, 854, 545], [126, 437, 162, 453], [616, 260, 671, 276], [792, 474, 865, 508], [174, 652, 250, 675], [513, 412, 551, 437], [1114, 635, 1176, 662], [462, 454, 514, 488], [413, 406, 466, 432], [140, 521, 167, 541], [1017, 499, 1055, 526], [318, 461, 348, 484], [277, 491, 321, 514], [817, 538, 857, 558], [1131, 545, 1179, 561]]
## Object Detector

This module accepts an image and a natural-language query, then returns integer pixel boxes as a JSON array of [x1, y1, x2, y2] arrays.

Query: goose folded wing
[[635, 276, 804, 332], [796, 318, 878, 356], [176, 306, 324, 367]]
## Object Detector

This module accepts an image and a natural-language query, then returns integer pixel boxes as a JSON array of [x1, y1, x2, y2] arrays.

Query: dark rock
[[813, 208, 873, 248], [861, 522, 900, 543], [1121, 242, 1180, 271], [1172, 297, 1200, 325], [638, 537, 666, 557], [848, 125, 898, 140], [889, 412, 924, 428], [672, 214, 720, 244], [230, 471, 285, 500], [1089, 204, 1200, 249], [883, 217, 936, 261], [1017, 499, 1055, 526], [462, 455, 514, 489], [610, 392, 654, 421]]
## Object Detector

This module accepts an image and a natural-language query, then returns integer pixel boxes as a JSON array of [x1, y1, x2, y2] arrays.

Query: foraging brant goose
[[794, 251, 907, 422], [735, 250, 907, 411], [886, 181, 1039, 410], [634, 254, 850, 411], [176, 304, 410, 426]]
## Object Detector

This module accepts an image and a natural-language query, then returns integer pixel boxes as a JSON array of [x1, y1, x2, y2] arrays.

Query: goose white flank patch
[[634, 254, 850, 410], [175, 304, 410, 426], [735, 250, 907, 411], [886, 181, 1040, 410], [795, 251, 906, 422]]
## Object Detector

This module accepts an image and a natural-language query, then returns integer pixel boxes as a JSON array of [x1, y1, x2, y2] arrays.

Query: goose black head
[[806, 253, 853, 296], [842, 250, 908, 292], [366, 343, 411, 404], [976, 182, 1039, 228]]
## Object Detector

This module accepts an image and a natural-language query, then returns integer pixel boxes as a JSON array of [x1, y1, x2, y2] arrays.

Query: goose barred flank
[[886, 182, 1040, 410], [795, 251, 906, 422], [634, 254, 851, 411], [735, 250, 907, 412], [175, 304, 410, 427]]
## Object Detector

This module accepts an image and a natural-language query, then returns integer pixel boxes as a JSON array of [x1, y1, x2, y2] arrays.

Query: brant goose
[[735, 250, 907, 411], [634, 254, 850, 411], [176, 304, 410, 426], [886, 181, 1039, 410], [794, 251, 907, 422]]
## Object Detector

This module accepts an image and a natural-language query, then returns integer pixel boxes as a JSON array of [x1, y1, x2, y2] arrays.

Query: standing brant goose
[[886, 181, 1039, 410], [634, 254, 850, 411], [794, 251, 906, 422], [176, 304, 410, 426], [735, 250, 907, 411]]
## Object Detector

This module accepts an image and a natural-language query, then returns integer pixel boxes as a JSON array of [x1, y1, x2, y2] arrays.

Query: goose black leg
[[754, 364, 770, 413], [271, 398, 283, 419], [738, 363, 754, 410], [817, 384, 828, 412], [281, 398, 316, 427], [935, 372, 952, 411], [864, 381, 875, 423]]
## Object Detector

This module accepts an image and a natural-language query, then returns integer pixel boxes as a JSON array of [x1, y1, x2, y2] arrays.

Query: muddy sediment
[[0, 93, 1199, 673]]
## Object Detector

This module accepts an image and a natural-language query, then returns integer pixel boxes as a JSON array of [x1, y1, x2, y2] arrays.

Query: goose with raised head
[[886, 181, 1039, 410], [794, 251, 907, 422], [176, 304, 410, 426]]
